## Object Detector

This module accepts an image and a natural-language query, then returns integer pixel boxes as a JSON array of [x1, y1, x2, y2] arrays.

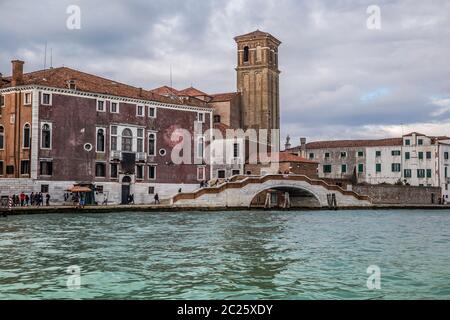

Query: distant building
[[289, 132, 450, 200]]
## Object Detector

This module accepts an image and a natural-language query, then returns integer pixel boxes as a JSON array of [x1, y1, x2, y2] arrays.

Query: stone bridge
[[171, 175, 372, 208]]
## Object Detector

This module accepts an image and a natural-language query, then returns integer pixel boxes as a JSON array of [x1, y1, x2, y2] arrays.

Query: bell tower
[[235, 30, 281, 132]]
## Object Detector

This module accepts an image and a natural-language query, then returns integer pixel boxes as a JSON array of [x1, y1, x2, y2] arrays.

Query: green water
[[0, 210, 449, 300]]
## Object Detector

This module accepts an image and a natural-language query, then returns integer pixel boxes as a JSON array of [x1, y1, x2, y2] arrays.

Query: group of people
[[8, 192, 51, 207]]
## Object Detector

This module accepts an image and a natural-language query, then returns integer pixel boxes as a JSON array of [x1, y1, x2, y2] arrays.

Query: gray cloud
[[1, 0, 450, 143]]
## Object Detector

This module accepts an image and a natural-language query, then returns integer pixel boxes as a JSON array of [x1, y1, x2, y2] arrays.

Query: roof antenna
[[44, 41, 47, 70], [170, 64, 173, 88], [50, 48, 53, 69]]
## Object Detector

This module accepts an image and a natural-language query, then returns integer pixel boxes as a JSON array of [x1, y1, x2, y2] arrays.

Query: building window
[[426, 152, 432, 160], [341, 164, 347, 174], [41, 93, 52, 105], [96, 128, 105, 152], [218, 170, 226, 179], [137, 105, 144, 117], [243, 46, 250, 63], [309, 153, 315, 160], [417, 169, 425, 178], [213, 115, 221, 123], [197, 167, 206, 181], [6, 165, 14, 175], [110, 102, 119, 113], [20, 160, 30, 175], [24, 92, 32, 105], [358, 151, 364, 157], [110, 126, 118, 151], [340, 152, 347, 158], [148, 106, 156, 118], [0, 125, 4, 149], [405, 152, 410, 160], [121, 128, 133, 152], [148, 187, 155, 195], [233, 143, 240, 158], [159, 149, 167, 157], [137, 129, 144, 153], [376, 151, 381, 157], [136, 165, 144, 180], [405, 139, 411, 146], [376, 163, 382, 173], [392, 150, 401, 156], [148, 165, 156, 180], [391, 163, 401, 172], [358, 163, 364, 173], [418, 152, 424, 160], [445, 167, 448, 178], [97, 100, 105, 112], [197, 137, 205, 158], [148, 133, 156, 156], [426, 169, 432, 178], [325, 153, 330, 159], [110, 163, 118, 179], [404, 169, 412, 178], [40, 161, 53, 176], [418, 139, 423, 146], [0, 95, 4, 107], [323, 165, 332, 173], [95, 162, 106, 177], [23, 123, 31, 148], [41, 184, 49, 193], [445, 152, 449, 160], [41, 123, 52, 149], [232, 170, 240, 176], [197, 112, 205, 123], [68, 80, 77, 90], [0, 161, 3, 175], [84, 143, 93, 152]]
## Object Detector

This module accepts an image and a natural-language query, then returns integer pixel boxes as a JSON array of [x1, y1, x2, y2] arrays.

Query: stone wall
[[352, 184, 442, 204]]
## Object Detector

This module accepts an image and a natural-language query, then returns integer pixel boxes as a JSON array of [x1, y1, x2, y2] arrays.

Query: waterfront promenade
[[1, 203, 450, 216]]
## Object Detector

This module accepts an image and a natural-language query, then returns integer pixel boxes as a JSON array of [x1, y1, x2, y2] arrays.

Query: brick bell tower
[[235, 30, 281, 133]]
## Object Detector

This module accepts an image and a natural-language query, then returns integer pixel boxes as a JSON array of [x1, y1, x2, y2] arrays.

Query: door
[[121, 176, 132, 204]]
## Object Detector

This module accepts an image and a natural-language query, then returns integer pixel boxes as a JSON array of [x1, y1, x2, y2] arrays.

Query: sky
[[1, 0, 450, 145]]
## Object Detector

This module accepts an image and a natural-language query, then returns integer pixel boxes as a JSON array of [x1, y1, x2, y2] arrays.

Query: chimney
[[139, 87, 143, 97], [11, 60, 25, 86], [299, 137, 307, 157], [0, 72, 3, 84]]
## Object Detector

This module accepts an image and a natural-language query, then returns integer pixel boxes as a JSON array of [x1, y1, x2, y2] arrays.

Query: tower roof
[[234, 29, 281, 45]]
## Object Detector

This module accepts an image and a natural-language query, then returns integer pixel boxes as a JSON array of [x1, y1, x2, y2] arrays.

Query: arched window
[[243, 46, 249, 63], [41, 123, 51, 149], [23, 123, 31, 148], [96, 128, 105, 152], [0, 126, 4, 150], [121, 128, 133, 152], [148, 133, 156, 156], [213, 115, 221, 123]]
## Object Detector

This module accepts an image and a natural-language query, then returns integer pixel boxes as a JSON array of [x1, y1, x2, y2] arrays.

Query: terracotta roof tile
[[303, 138, 404, 150], [178, 87, 210, 97], [210, 92, 240, 102], [1, 67, 207, 107]]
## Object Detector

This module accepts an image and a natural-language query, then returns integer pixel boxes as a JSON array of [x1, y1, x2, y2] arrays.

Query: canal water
[[0, 210, 449, 300]]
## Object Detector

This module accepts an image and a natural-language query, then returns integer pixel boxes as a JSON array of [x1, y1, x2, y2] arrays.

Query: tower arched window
[[0, 126, 4, 150], [121, 128, 133, 152], [148, 133, 156, 156], [41, 123, 51, 149], [243, 46, 249, 63], [97, 128, 105, 152], [23, 123, 31, 148]]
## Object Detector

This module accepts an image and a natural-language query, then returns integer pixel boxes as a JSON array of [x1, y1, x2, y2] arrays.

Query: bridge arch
[[250, 185, 321, 208]]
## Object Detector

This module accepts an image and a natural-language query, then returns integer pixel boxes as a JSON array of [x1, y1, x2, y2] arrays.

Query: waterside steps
[[171, 175, 373, 209]]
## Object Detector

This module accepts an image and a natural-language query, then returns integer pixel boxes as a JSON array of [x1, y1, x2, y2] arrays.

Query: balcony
[[110, 150, 122, 161], [136, 152, 147, 162]]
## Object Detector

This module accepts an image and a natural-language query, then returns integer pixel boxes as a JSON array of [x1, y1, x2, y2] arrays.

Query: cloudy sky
[[1, 0, 450, 144]]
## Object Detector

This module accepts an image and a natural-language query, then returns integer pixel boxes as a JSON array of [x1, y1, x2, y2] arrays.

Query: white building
[[293, 132, 450, 201]]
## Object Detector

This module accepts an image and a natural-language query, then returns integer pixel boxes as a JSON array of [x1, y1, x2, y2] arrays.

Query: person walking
[[20, 192, 25, 206], [154, 193, 160, 205], [45, 193, 51, 206], [25, 194, 30, 206]]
